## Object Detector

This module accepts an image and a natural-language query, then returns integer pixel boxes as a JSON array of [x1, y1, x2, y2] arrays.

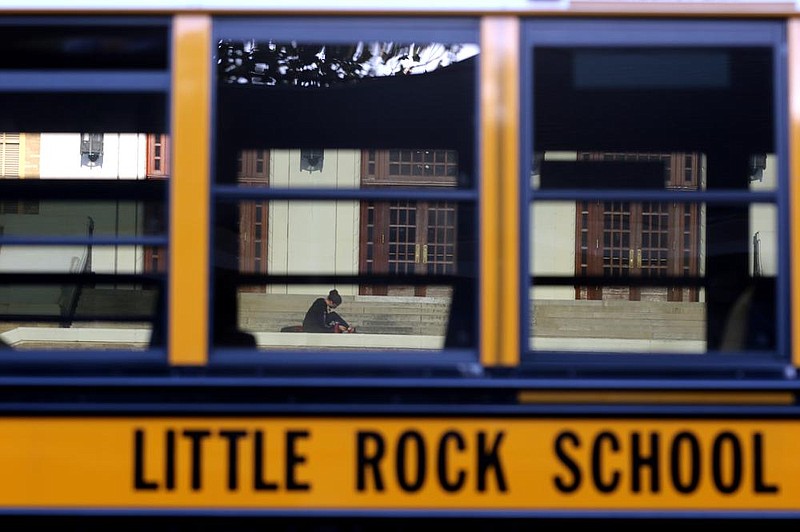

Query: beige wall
[[530, 151, 577, 300], [19, 133, 40, 178], [267, 149, 360, 296]]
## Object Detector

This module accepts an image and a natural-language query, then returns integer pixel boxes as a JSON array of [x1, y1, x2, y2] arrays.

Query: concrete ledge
[[253, 332, 444, 350], [531, 337, 705, 353], [0, 327, 444, 350], [1, 326, 151, 347], [1, 328, 705, 353]]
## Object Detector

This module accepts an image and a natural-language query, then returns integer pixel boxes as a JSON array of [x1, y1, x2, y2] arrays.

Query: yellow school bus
[[0, 0, 799, 527]]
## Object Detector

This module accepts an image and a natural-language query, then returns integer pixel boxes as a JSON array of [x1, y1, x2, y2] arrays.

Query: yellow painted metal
[[498, 18, 520, 366], [0, 416, 799, 509], [518, 390, 795, 405], [480, 17, 520, 366], [169, 15, 211, 365], [791, 20, 800, 368], [790, 20, 800, 369]]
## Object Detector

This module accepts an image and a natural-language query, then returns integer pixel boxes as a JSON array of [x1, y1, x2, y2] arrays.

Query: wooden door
[[237, 150, 269, 292], [143, 138, 271, 282], [360, 200, 457, 297], [359, 149, 459, 297], [144, 134, 168, 273], [575, 152, 701, 302]]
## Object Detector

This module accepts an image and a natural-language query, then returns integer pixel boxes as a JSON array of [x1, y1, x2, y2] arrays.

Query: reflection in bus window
[[237, 284, 452, 351], [0, 132, 167, 351], [225, 194, 463, 351], [529, 41, 778, 355], [213, 31, 479, 351]]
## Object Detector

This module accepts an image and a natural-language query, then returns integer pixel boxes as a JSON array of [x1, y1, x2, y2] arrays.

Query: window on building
[[80, 133, 104, 167], [0, 133, 20, 177]]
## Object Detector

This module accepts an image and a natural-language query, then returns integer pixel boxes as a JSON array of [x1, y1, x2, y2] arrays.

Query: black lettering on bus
[[286, 430, 311, 491], [134, 429, 158, 490], [396, 430, 426, 492], [553, 431, 581, 493], [356, 431, 385, 491], [438, 430, 466, 492], [219, 429, 247, 491], [253, 430, 279, 491], [670, 431, 701, 494], [712, 431, 742, 494], [592, 431, 620, 493], [183, 429, 211, 491], [553, 429, 779, 497], [165, 428, 175, 490], [631, 432, 660, 493], [753, 432, 779, 493], [134, 429, 176, 491], [477, 431, 507, 492]]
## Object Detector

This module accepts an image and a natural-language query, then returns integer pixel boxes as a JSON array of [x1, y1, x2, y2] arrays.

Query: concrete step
[[531, 300, 705, 340], [239, 293, 451, 335], [62, 289, 708, 340]]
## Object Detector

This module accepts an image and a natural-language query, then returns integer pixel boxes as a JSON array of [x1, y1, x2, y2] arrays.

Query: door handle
[[629, 248, 643, 269], [415, 244, 420, 263], [422, 244, 428, 264]]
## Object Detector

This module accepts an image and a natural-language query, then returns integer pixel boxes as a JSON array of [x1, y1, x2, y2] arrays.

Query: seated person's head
[[327, 289, 342, 308]]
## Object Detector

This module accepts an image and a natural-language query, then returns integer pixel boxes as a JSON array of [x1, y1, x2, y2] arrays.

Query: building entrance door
[[359, 149, 459, 297], [575, 152, 702, 302], [360, 200, 456, 296]]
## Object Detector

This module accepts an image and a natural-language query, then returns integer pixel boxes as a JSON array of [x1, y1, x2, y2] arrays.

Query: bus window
[[524, 20, 785, 364], [0, 19, 169, 355], [211, 19, 479, 357]]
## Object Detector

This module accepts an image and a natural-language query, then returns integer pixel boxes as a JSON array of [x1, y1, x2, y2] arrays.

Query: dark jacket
[[302, 298, 349, 333]]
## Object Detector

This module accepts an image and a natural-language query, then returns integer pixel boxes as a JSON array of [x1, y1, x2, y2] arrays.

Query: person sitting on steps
[[301, 289, 355, 333]]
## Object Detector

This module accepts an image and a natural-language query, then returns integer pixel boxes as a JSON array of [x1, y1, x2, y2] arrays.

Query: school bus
[[0, 0, 799, 527]]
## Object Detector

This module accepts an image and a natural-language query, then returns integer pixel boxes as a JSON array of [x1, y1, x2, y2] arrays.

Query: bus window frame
[[208, 16, 483, 372], [519, 18, 790, 376], [0, 16, 172, 368]]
